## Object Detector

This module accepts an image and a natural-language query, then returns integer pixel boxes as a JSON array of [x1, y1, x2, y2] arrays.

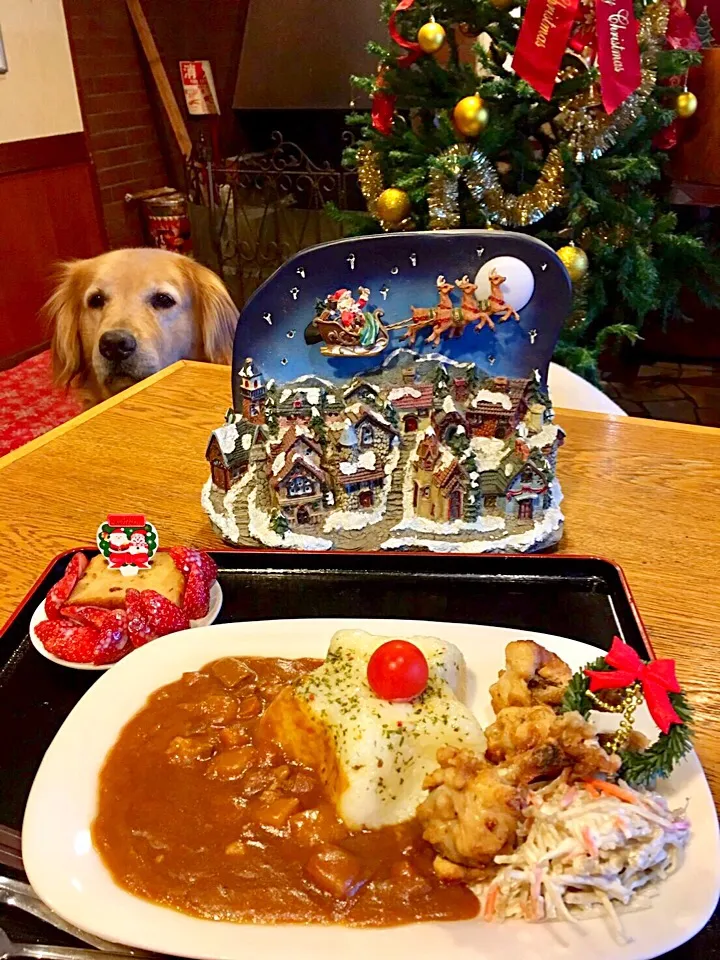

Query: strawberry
[[45, 553, 89, 620], [126, 588, 156, 648], [182, 564, 210, 620], [61, 605, 110, 629], [35, 619, 99, 664], [140, 590, 190, 637], [169, 547, 217, 587], [93, 610, 131, 665]]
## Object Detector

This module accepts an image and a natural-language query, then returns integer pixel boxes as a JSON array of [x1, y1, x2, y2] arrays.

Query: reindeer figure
[[475, 268, 520, 331], [400, 275, 455, 346], [455, 275, 494, 333]]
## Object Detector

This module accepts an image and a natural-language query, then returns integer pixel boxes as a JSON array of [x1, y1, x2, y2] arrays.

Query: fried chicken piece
[[485, 705, 621, 784], [489, 640, 572, 714], [417, 747, 523, 872], [431, 855, 490, 884]]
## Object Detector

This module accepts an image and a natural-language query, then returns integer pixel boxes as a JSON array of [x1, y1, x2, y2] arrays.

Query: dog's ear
[[185, 260, 238, 364], [45, 260, 88, 388]]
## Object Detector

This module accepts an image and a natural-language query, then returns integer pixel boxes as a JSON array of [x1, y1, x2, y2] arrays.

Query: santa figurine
[[107, 529, 132, 569]]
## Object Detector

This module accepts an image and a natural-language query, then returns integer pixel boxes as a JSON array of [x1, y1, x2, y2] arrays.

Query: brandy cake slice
[[261, 629, 485, 829], [67, 553, 185, 609]]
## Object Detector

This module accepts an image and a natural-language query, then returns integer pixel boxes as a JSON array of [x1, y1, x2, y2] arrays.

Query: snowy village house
[[269, 428, 332, 525], [205, 421, 269, 491], [466, 377, 533, 439], [412, 430, 468, 522], [335, 405, 400, 509], [277, 379, 344, 428], [387, 369, 435, 434], [505, 455, 553, 522]]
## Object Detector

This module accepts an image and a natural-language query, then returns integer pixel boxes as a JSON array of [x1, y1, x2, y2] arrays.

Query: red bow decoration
[[389, 0, 423, 67], [585, 636, 682, 734]]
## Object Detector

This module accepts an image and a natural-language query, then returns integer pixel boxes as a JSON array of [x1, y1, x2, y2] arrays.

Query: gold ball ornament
[[453, 95, 489, 138], [557, 245, 589, 283], [489, 0, 516, 9], [375, 187, 412, 225], [417, 19, 446, 54], [676, 91, 698, 119]]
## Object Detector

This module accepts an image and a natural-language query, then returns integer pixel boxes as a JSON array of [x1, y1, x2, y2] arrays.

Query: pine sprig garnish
[[618, 691, 694, 788], [561, 657, 694, 787], [560, 657, 608, 718]]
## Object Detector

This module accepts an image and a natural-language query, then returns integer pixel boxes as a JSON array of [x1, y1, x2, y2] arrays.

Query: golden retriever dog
[[47, 248, 238, 406]]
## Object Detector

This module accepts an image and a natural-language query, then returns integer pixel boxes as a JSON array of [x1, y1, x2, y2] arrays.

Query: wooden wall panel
[[0, 162, 105, 366]]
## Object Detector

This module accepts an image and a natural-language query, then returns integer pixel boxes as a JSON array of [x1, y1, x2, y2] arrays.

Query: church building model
[[201, 231, 572, 553]]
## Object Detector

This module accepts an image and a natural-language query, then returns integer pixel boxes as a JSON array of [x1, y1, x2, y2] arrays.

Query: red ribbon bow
[[389, 0, 423, 67], [584, 636, 682, 734]]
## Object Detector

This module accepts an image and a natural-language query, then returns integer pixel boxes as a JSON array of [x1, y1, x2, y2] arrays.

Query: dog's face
[[47, 249, 238, 402]]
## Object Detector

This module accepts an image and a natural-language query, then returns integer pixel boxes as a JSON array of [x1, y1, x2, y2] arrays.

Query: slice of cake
[[66, 553, 185, 609], [261, 629, 485, 829]]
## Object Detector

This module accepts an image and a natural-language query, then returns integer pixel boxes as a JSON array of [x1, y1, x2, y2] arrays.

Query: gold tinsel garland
[[358, 1, 669, 231]]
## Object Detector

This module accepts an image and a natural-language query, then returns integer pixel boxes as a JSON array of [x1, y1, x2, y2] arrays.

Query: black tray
[[1, 550, 717, 958]]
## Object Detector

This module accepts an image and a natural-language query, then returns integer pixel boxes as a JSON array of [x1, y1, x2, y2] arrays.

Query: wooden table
[[2, 360, 720, 803]]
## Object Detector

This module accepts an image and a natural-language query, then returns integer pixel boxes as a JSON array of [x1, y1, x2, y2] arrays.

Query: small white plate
[[29, 581, 223, 670], [22, 618, 720, 960]]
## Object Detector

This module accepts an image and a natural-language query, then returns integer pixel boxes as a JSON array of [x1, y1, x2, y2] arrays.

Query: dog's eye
[[150, 292, 176, 310], [87, 292, 106, 309]]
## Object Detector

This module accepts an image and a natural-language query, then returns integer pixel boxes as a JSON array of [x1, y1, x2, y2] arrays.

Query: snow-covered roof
[[273, 453, 328, 488], [528, 423, 560, 450], [471, 389, 512, 411], [207, 420, 266, 467], [345, 403, 398, 433], [239, 357, 259, 379], [344, 380, 380, 398], [467, 436, 507, 471], [388, 386, 422, 401], [214, 422, 238, 455], [389, 383, 434, 410]]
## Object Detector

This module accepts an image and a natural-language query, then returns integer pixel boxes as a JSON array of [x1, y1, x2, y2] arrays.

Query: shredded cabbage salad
[[475, 774, 690, 942]]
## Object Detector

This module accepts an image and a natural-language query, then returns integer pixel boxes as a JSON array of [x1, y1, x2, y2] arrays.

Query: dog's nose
[[99, 330, 137, 362]]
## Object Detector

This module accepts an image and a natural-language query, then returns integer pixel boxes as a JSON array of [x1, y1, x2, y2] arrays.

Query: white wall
[[0, 0, 83, 145]]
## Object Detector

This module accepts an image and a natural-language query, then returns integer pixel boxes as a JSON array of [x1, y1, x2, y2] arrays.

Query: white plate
[[29, 581, 223, 670], [23, 619, 720, 960]]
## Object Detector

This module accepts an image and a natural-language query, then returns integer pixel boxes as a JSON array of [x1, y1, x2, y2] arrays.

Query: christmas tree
[[339, 0, 719, 381]]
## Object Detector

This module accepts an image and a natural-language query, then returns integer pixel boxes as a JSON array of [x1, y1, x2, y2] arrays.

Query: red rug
[[0, 351, 82, 457]]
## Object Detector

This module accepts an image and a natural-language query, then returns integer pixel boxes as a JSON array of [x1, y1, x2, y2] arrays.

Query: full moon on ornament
[[474, 256, 535, 312]]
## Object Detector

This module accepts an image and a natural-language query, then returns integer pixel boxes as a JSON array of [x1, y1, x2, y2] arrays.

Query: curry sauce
[[93, 656, 479, 926]]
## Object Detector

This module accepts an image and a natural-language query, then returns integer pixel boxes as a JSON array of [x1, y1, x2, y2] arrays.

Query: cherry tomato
[[367, 640, 429, 702]]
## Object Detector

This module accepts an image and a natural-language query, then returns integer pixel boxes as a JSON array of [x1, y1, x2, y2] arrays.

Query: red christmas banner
[[513, 0, 581, 100], [595, 0, 642, 113]]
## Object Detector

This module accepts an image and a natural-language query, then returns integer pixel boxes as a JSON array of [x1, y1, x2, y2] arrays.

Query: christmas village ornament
[[202, 231, 573, 554], [418, 17, 446, 54], [96, 514, 158, 575], [561, 636, 693, 786]]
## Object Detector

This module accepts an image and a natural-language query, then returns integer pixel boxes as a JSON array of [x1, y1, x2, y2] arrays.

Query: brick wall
[[65, 0, 170, 248]]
